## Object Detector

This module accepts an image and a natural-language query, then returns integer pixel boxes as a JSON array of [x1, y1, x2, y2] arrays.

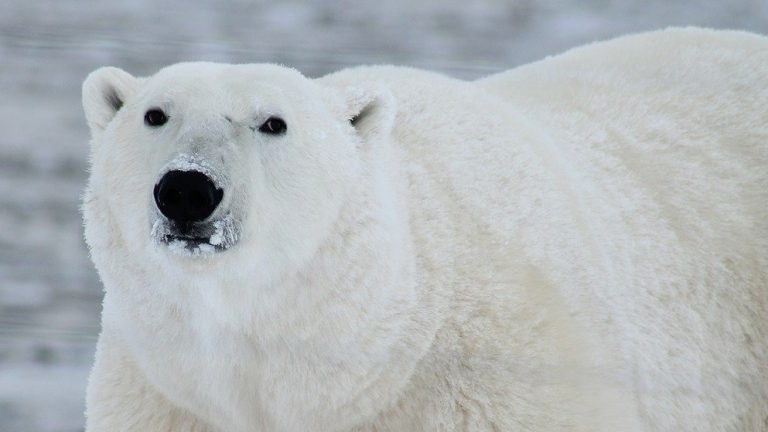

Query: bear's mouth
[[163, 233, 221, 254], [150, 213, 240, 256]]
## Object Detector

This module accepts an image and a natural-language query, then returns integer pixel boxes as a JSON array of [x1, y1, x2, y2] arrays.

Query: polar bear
[[81, 28, 768, 432]]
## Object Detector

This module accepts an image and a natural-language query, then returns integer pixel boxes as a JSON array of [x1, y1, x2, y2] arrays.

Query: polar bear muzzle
[[149, 155, 240, 256]]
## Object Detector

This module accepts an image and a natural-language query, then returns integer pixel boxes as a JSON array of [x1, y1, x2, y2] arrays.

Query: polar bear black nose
[[154, 170, 223, 224]]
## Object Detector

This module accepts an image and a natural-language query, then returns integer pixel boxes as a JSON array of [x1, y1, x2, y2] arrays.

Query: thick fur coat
[[82, 28, 767, 431]]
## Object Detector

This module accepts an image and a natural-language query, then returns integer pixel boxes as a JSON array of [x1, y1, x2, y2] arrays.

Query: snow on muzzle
[[150, 154, 240, 256]]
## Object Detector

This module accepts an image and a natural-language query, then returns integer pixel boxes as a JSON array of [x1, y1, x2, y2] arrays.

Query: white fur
[[82, 28, 768, 432]]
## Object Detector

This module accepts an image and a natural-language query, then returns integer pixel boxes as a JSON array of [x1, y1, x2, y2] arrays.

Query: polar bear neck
[[241, 140, 447, 429]]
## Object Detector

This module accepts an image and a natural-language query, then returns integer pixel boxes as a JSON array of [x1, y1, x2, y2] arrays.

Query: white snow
[[209, 232, 223, 246], [159, 153, 223, 186]]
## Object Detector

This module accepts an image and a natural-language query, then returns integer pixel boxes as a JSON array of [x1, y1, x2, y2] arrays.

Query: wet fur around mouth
[[150, 213, 240, 256]]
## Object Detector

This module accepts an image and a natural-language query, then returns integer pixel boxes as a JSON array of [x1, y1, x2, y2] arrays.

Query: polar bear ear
[[342, 84, 396, 145], [82, 67, 139, 137]]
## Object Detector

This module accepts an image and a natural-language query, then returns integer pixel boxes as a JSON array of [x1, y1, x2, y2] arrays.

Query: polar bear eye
[[144, 109, 168, 127], [258, 116, 287, 135]]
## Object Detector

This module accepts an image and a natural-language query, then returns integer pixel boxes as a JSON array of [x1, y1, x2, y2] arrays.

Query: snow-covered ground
[[0, 1, 765, 430]]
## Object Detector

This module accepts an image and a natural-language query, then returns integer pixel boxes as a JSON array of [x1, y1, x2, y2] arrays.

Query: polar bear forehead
[[141, 62, 323, 108], [152, 62, 308, 86]]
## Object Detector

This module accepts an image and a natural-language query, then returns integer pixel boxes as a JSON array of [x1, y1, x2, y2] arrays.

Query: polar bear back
[[484, 27, 768, 430], [479, 27, 768, 252]]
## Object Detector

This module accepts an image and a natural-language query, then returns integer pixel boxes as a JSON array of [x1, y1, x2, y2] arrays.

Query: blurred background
[[0, 1, 766, 430]]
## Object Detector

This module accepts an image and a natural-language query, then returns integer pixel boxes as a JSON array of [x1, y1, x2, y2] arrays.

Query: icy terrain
[[0, 1, 765, 430]]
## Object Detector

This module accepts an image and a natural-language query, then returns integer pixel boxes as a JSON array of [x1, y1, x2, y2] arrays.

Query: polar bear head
[[81, 63, 427, 430], [82, 63, 398, 289]]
